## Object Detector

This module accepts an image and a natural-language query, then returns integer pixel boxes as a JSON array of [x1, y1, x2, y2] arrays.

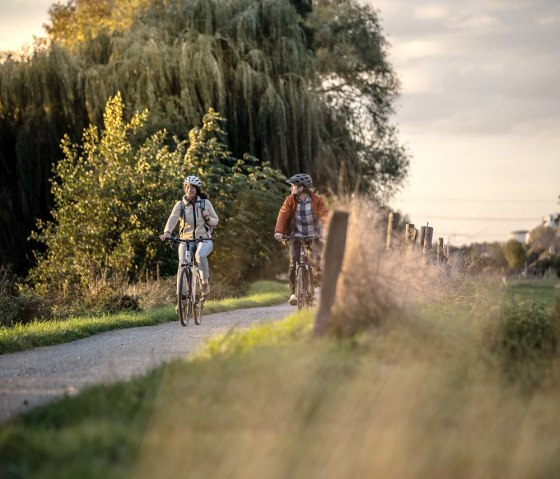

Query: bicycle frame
[[283, 235, 321, 309], [164, 237, 208, 326]]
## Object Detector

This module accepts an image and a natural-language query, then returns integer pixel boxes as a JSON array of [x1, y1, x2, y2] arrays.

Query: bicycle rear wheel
[[296, 266, 306, 310], [305, 267, 315, 307], [193, 269, 204, 325], [177, 267, 192, 326]]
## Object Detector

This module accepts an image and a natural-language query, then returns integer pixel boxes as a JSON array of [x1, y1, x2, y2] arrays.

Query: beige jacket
[[164, 196, 219, 240]]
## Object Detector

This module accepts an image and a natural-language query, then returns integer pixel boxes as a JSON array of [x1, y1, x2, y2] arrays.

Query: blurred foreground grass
[[1, 277, 559, 479]]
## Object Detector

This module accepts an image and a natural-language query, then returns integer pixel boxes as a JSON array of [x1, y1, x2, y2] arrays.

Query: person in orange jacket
[[274, 173, 329, 305]]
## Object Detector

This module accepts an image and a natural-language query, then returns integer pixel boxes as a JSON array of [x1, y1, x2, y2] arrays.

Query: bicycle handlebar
[[281, 234, 322, 241], [160, 236, 212, 244]]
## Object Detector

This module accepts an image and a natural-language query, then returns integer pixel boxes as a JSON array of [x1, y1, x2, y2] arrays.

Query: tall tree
[[0, 0, 408, 275]]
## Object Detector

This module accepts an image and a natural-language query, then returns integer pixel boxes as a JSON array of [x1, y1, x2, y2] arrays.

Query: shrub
[[0, 266, 50, 327], [495, 301, 559, 389], [503, 239, 527, 270], [82, 285, 141, 315]]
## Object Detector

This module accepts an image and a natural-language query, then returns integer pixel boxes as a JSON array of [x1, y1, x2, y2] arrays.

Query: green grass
[[507, 277, 559, 310], [0, 280, 287, 355], [1, 278, 560, 479]]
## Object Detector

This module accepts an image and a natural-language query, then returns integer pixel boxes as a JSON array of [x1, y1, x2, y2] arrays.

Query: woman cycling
[[274, 173, 329, 305], [160, 176, 219, 297]]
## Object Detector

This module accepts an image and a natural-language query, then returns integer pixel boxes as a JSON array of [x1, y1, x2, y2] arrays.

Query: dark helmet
[[286, 173, 313, 188]]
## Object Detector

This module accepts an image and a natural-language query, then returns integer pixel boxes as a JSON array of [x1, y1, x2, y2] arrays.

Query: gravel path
[[0, 303, 294, 423]]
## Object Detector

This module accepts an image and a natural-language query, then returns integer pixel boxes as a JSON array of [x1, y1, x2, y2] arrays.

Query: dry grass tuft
[[326, 197, 470, 337]]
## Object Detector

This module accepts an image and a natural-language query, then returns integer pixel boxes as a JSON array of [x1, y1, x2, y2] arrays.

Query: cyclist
[[159, 176, 219, 297], [274, 173, 329, 305]]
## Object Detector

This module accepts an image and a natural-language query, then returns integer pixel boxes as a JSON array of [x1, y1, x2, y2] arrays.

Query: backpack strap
[[179, 199, 187, 222], [179, 198, 210, 238]]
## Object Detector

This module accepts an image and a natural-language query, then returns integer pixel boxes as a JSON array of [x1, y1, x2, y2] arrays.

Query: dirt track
[[0, 303, 294, 423]]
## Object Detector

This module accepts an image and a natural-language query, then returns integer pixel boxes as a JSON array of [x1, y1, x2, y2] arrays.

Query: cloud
[[368, 0, 560, 137], [450, 14, 497, 29], [392, 40, 444, 61], [414, 4, 449, 20], [0, 0, 52, 52], [538, 15, 560, 26]]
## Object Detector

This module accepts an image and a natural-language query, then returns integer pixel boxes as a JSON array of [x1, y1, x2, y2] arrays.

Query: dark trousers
[[288, 238, 323, 293]]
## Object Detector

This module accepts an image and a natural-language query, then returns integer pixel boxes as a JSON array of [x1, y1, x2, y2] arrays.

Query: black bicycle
[[163, 237, 208, 326], [283, 235, 322, 310]]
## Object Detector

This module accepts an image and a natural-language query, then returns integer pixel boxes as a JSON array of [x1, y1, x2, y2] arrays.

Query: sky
[[1, 0, 559, 246]]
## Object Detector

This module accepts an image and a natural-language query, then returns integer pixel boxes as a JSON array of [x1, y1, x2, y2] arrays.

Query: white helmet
[[184, 175, 202, 188]]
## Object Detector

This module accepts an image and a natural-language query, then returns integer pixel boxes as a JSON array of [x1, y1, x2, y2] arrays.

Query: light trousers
[[177, 240, 213, 293]]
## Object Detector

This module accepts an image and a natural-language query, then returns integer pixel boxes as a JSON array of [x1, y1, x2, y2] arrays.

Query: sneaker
[[289, 293, 297, 306]]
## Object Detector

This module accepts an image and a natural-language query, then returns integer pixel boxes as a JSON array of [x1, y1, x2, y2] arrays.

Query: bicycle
[[163, 237, 208, 326], [283, 235, 322, 310]]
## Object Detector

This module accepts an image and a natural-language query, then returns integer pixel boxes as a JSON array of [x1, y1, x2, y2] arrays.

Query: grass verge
[[1, 279, 559, 479], [0, 280, 287, 355]]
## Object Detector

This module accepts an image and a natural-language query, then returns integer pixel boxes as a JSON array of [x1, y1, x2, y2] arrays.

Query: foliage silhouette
[[0, 0, 408, 275]]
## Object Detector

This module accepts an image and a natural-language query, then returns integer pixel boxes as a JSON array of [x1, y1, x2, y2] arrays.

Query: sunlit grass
[[0, 280, 287, 355], [1, 272, 559, 479]]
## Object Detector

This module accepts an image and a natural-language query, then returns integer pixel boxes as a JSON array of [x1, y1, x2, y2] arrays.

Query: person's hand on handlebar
[[159, 231, 172, 241], [274, 232, 284, 241]]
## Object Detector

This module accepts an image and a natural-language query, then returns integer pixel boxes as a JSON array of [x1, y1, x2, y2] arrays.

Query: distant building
[[508, 230, 529, 244], [542, 213, 560, 228]]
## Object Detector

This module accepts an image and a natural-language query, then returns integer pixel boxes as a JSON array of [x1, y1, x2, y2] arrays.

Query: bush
[[504, 239, 527, 270], [82, 285, 142, 315], [495, 300, 559, 389], [0, 266, 50, 327]]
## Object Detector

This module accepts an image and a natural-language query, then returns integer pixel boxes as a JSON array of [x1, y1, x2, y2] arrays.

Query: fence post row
[[386, 213, 449, 264], [315, 210, 450, 335]]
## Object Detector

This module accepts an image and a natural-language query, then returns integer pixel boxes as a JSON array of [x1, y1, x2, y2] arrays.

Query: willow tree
[[40, 0, 407, 190], [0, 0, 408, 275]]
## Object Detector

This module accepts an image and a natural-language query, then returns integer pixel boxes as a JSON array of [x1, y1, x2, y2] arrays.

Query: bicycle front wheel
[[177, 267, 192, 326], [193, 269, 204, 325]]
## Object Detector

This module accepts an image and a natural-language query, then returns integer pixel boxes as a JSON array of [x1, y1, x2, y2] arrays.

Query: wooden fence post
[[436, 237, 444, 263], [386, 212, 400, 252], [314, 211, 349, 336], [404, 223, 417, 255], [423, 226, 433, 264], [419, 226, 426, 253]]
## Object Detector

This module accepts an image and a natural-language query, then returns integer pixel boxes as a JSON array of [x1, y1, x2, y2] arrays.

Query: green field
[[1, 277, 559, 479]]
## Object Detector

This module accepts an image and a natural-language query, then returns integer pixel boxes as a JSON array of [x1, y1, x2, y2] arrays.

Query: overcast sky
[[1, 0, 559, 245], [369, 0, 560, 244]]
